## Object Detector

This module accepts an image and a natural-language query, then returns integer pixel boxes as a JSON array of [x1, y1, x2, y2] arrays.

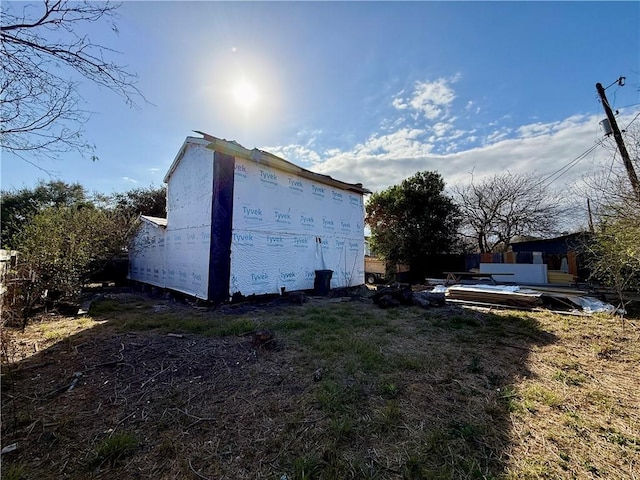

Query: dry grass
[[1, 288, 639, 479], [501, 313, 640, 479]]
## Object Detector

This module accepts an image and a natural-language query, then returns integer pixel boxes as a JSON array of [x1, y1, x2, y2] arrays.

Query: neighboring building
[[129, 133, 370, 302], [510, 232, 590, 256], [509, 232, 592, 280]]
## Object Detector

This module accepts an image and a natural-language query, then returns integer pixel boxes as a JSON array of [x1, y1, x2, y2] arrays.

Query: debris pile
[[370, 283, 618, 315], [439, 284, 617, 315], [372, 284, 446, 309]]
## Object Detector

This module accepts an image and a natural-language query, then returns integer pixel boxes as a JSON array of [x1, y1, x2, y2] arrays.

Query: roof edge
[[163, 136, 211, 183], [140, 215, 167, 227], [196, 131, 370, 195]]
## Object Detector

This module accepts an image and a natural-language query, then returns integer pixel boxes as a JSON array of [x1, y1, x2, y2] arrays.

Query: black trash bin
[[314, 269, 333, 296]]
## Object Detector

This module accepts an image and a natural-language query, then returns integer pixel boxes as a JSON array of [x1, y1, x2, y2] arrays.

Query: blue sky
[[2, 1, 639, 210]]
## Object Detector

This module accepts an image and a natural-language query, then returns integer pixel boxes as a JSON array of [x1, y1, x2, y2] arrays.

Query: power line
[[624, 111, 640, 130], [539, 142, 601, 188]]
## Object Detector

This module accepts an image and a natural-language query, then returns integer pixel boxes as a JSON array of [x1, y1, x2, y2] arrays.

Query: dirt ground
[[2, 288, 639, 479], [2, 296, 311, 478]]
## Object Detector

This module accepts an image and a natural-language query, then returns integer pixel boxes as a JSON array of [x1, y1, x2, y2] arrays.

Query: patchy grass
[[1, 289, 639, 479], [91, 432, 138, 469]]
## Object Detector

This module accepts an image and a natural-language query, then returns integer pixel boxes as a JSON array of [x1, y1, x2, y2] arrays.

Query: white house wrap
[[128, 133, 370, 301]]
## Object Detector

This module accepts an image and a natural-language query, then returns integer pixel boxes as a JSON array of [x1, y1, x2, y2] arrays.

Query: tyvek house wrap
[[128, 218, 167, 289], [129, 134, 368, 301], [230, 157, 366, 296], [129, 141, 213, 300], [163, 142, 213, 299]]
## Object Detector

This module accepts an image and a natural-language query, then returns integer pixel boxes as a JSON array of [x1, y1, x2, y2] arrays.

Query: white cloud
[[261, 144, 322, 166], [261, 71, 636, 226], [485, 128, 511, 144], [264, 112, 635, 203], [465, 100, 480, 114], [432, 122, 452, 138], [392, 98, 408, 110], [352, 128, 433, 158], [123, 177, 138, 183], [393, 77, 458, 121], [517, 122, 552, 138]]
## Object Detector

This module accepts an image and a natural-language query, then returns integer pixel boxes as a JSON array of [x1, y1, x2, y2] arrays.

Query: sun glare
[[232, 79, 259, 110]]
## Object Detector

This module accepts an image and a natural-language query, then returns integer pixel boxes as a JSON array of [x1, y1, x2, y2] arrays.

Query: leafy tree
[[1, 0, 143, 161], [112, 185, 167, 219], [365, 171, 461, 274], [453, 172, 565, 253], [8, 204, 132, 321], [1, 180, 89, 248]]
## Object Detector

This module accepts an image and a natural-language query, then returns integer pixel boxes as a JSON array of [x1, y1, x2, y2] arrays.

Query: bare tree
[[578, 124, 640, 310], [453, 172, 565, 253], [0, 0, 143, 161], [578, 123, 640, 221]]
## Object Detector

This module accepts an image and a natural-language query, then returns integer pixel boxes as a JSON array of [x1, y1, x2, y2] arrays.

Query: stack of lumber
[[547, 270, 575, 284], [445, 285, 543, 308]]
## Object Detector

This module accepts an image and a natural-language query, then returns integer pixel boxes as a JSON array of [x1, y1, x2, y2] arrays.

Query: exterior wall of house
[[129, 137, 367, 301], [163, 143, 214, 298], [229, 156, 365, 296], [128, 220, 167, 288], [129, 142, 214, 299]]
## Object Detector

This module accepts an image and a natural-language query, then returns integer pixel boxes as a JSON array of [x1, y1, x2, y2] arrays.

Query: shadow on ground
[[1, 286, 557, 479]]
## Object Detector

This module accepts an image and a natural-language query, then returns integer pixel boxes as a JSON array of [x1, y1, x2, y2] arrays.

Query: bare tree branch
[[453, 172, 567, 253], [0, 0, 144, 161]]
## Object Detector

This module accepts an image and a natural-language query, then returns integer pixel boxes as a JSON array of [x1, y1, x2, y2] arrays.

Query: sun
[[232, 79, 259, 110]]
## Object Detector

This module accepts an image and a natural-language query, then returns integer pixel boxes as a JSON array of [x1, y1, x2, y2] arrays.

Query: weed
[[499, 385, 538, 414], [562, 411, 591, 439], [379, 381, 399, 398], [403, 454, 451, 480], [316, 382, 364, 415], [2, 463, 27, 480], [594, 343, 619, 359], [89, 299, 121, 315], [43, 328, 66, 341], [583, 461, 600, 475], [392, 353, 429, 372], [552, 369, 586, 386], [600, 428, 639, 448], [372, 400, 403, 432], [504, 315, 545, 340], [383, 325, 401, 334], [328, 416, 354, 443], [498, 385, 521, 413], [92, 432, 138, 468], [275, 319, 309, 331], [437, 314, 481, 329], [521, 384, 563, 408], [214, 318, 255, 336], [505, 459, 550, 478], [449, 421, 483, 442], [352, 338, 386, 372], [292, 455, 321, 480]]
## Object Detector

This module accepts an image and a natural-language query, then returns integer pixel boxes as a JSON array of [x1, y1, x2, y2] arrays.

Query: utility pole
[[596, 81, 640, 203]]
